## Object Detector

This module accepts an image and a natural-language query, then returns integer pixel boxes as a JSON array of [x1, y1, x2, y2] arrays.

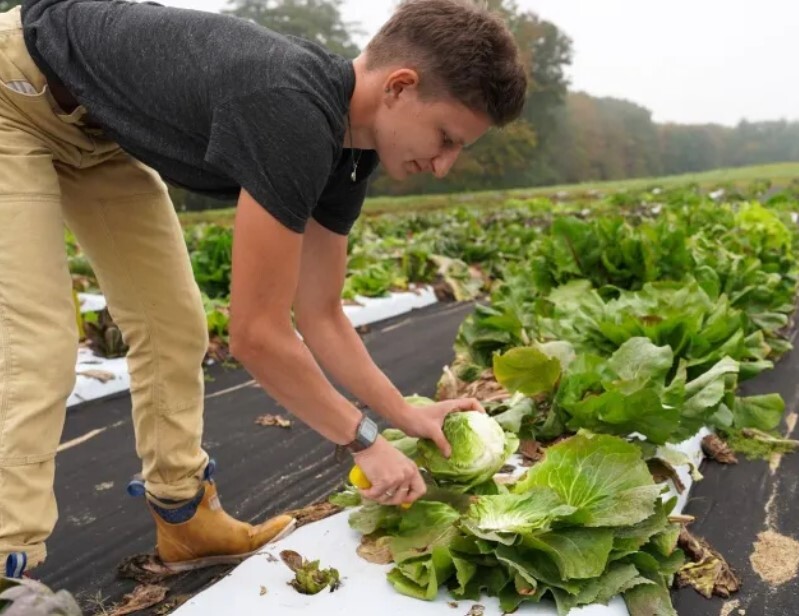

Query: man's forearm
[[233, 323, 363, 445], [297, 310, 411, 424]]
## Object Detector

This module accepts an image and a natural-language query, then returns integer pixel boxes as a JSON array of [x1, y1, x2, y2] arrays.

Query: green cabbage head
[[417, 411, 518, 490]]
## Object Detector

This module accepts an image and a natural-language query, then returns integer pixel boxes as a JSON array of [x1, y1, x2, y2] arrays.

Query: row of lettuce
[[328, 188, 798, 614], [66, 184, 796, 360]]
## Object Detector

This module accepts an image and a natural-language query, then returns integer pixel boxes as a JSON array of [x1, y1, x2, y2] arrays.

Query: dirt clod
[[750, 530, 799, 587]]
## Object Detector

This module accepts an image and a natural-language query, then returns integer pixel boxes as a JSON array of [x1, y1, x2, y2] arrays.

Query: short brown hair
[[365, 0, 527, 127]]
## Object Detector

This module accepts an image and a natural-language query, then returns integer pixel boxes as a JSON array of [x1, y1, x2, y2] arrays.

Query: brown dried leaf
[[259, 585, 268, 596], [108, 584, 169, 616], [518, 440, 545, 466], [117, 553, 179, 584], [76, 369, 116, 383], [283, 501, 342, 528], [702, 434, 738, 464], [206, 337, 232, 363], [436, 366, 461, 401], [465, 605, 485, 616], [448, 601, 459, 608], [647, 458, 686, 494], [436, 366, 508, 402], [356, 534, 394, 565], [280, 550, 305, 573], [676, 528, 740, 598], [255, 414, 292, 428]]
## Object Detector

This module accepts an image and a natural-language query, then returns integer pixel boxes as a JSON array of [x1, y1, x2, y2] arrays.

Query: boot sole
[[161, 517, 299, 572]]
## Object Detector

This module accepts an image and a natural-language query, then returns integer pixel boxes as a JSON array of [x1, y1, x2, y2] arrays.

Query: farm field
[[49, 167, 799, 615]]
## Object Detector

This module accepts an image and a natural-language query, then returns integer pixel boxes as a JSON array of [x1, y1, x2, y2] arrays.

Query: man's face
[[371, 81, 492, 181]]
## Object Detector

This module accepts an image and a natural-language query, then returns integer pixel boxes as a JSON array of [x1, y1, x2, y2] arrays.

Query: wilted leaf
[[701, 434, 738, 464], [255, 414, 292, 428], [0, 577, 82, 616], [646, 458, 686, 494], [117, 553, 180, 584], [518, 440, 545, 466], [357, 534, 394, 564], [284, 501, 342, 527], [676, 528, 740, 598], [280, 550, 304, 573], [76, 369, 116, 383], [108, 584, 168, 616], [465, 605, 485, 616]]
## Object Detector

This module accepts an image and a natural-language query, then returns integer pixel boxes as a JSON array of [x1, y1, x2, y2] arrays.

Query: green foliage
[[185, 224, 233, 300], [339, 431, 684, 615], [223, 0, 361, 58]]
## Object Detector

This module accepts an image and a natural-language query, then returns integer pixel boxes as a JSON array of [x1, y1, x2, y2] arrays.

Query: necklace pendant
[[351, 167, 357, 182]]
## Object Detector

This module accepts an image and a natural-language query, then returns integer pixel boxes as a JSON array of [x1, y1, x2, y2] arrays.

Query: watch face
[[360, 418, 379, 443]]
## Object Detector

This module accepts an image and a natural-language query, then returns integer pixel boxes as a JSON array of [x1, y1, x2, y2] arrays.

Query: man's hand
[[353, 437, 427, 506], [394, 398, 486, 458]]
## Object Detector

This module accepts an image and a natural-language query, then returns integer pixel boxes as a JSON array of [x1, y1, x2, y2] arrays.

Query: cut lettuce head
[[417, 411, 519, 490]]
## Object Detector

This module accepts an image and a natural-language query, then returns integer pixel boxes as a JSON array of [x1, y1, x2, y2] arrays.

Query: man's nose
[[431, 148, 460, 179]]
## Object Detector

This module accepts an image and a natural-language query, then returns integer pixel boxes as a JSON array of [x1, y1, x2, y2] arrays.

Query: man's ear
[[383, 68, 420, 100]]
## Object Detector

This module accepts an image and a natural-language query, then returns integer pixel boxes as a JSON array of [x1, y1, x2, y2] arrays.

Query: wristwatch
[[345, 415, 379, 453]]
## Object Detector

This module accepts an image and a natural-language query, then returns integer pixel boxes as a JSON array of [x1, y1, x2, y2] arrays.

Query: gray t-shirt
[[21, 0, 378, 234]]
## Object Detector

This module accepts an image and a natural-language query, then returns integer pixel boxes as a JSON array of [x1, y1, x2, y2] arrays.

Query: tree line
[[3, 0, 795, 205]]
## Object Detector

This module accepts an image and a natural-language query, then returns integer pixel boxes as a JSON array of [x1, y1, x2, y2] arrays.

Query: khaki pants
[[0, 7, 209, 568]]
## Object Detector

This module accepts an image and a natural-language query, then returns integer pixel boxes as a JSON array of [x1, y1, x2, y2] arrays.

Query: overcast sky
[[160, 0, 798, 127]]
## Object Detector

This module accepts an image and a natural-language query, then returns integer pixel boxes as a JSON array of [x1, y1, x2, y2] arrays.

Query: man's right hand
[[352, 437, 427, 506]]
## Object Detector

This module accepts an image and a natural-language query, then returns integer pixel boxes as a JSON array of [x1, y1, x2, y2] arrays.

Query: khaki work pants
[[0, 7, 209, 568]]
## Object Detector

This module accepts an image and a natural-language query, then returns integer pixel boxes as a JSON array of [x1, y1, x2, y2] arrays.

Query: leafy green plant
[[337, 432, 684, 616]]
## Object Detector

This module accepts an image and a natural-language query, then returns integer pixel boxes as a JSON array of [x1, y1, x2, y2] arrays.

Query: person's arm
[[229, 190, 425, 505], [293, 218, 483, 457]]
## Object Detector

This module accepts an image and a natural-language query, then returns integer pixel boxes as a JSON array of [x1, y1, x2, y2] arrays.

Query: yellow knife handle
[[349, 466, 411, 509]]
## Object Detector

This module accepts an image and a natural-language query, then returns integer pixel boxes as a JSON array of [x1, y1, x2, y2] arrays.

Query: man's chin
[[384, 164, 411, 181]]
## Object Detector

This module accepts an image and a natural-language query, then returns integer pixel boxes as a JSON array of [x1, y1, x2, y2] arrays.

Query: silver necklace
[[347, 112, 362, 182]]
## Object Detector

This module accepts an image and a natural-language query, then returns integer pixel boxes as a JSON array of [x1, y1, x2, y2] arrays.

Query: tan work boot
[[147, 481, 296, 571]]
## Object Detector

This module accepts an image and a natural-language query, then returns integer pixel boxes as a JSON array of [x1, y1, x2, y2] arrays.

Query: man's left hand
[[394, 398, 486, 458]]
